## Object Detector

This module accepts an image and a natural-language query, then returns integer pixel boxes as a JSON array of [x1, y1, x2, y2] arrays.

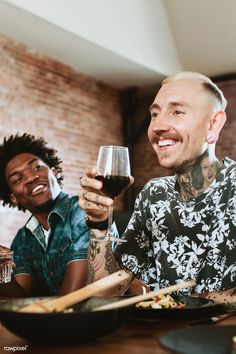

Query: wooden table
[[0, 315, 235, 354]]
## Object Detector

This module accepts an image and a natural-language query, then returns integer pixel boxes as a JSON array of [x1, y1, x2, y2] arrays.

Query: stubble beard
[[31, 197, 55, 214]]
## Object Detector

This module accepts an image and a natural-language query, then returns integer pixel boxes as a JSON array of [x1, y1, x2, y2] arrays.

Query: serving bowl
[[0, 296, 128, 344]]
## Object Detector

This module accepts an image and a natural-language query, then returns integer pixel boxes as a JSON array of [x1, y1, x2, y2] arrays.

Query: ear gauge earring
[[206, 134, 217, 144]]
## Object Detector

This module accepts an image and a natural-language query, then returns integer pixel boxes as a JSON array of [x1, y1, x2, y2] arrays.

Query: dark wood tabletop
[[0, 315, 235, 354]]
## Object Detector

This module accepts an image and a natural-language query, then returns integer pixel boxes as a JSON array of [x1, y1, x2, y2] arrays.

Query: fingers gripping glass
[[92, 146, 131, 243]]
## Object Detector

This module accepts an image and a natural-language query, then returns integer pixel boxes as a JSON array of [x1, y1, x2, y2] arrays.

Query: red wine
[[95, 175, 130, 198]]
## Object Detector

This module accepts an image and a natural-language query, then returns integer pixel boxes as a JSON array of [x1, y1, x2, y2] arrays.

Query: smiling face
[[6, 153, 61, 214], [148, 79, 216, 172]]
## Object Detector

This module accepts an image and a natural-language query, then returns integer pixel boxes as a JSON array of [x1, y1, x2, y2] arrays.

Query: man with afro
[[0, 133, 89, 297]]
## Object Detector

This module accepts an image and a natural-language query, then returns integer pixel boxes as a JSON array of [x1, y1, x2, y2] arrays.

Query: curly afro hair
[[0, 133, 63, 210]]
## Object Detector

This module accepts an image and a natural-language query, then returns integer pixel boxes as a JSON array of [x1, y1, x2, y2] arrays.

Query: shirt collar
[[26, 215, 39, 233], [26, 191, 70, 232], [48, 191, 70, 222]]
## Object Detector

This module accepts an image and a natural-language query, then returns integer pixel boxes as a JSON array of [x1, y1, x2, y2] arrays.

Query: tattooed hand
[[78, 166, 113, 222]]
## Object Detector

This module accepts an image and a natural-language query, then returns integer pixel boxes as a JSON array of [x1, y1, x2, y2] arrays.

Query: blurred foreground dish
[[0, 296, 129, 344]]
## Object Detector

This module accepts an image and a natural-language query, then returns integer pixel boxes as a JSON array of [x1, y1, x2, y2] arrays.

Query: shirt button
[[49, 271, 54, 277]]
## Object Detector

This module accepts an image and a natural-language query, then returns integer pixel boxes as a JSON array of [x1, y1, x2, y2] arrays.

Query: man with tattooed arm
[[79, 71, 236, 303]]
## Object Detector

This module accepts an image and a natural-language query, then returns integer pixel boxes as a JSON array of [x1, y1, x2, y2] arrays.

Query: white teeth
[[32, 185, 44, 193], [158, 139, 176, 147]]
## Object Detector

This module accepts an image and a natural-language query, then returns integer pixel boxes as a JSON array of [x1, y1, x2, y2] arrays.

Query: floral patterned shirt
[[114, 157, 236, 294]]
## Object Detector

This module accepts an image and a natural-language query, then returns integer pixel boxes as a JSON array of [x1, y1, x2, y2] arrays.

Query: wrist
[[85, 215, 109, 230], [90, 229, 109, 242]]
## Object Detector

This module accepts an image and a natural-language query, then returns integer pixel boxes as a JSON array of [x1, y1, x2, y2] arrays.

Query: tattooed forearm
[[87, 262, 95, 284], [197, 287, 236, 304], [87, 230, 120, 283], [88, 235, 101, 262], [87, 237, 100, 283], [104, 243, 120, 274], [231, 287, 236, 296], [86, 233, 131, 294]]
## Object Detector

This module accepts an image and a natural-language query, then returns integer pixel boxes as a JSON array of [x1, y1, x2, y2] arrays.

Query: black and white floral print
[[115, 157, 236, 294]]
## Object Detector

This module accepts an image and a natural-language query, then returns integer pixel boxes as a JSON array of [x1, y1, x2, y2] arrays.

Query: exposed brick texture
[[216, 80, 236, 159], [0, 35, 124, 246], [1, 34, 236, 247]]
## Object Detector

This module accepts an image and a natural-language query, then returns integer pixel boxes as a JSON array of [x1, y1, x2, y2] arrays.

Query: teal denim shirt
[[11, 192, 89, 296]]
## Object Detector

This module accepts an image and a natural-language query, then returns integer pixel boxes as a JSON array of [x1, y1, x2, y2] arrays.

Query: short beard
[[32, 198, 55, 214]]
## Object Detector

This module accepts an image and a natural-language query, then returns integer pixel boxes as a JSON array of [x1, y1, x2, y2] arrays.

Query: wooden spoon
[[19, 270, 130, 313], [93, 279, 196, 311]]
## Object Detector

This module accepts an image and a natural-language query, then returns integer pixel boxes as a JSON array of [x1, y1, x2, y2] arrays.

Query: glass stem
[[106, 205, 113, 239]]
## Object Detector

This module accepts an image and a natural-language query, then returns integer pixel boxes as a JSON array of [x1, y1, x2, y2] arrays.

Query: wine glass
[[94, 145, 131, 243]]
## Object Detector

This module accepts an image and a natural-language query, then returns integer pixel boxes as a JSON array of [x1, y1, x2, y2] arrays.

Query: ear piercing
[[206, 134, 216, 144]]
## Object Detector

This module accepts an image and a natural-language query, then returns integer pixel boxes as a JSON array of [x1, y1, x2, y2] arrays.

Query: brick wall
[[1, 34, 236, 247], [0, 35, 124, 246], [216, 80, 236, 159]]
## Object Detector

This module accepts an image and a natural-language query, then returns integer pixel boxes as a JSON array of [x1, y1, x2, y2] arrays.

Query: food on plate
[[135, 294, 186, 309], [63, 308, 74, 313]]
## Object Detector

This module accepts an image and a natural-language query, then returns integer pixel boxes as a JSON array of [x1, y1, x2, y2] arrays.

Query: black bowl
[[129, 295, 224, 321], [0, 296, 129, 344]]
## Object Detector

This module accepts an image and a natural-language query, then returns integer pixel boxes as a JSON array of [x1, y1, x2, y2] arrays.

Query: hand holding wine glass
[[93, 145, 131, 243]]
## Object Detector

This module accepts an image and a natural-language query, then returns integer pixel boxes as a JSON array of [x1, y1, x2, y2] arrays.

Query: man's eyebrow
[[149, 101, 190, 112], [168, 101, 190, 108], [8, 158, 39, 180], [149, 103, 160, 112]]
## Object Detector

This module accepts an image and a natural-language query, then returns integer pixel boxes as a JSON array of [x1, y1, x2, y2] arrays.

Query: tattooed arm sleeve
[[87, 230, 132, 295]]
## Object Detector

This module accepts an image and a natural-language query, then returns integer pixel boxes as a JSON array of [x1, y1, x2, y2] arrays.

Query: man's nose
[[25, 171, 39, 184], [151, 114, 170, 132]]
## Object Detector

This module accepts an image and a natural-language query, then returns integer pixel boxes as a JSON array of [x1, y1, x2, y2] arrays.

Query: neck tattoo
[[176, 156, 222, 202]]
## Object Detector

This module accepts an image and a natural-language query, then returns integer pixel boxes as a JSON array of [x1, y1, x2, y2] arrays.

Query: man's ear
[[51, 167, 58, 177], [207, 111, 226, 142], [9, 193, 18, 206]]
